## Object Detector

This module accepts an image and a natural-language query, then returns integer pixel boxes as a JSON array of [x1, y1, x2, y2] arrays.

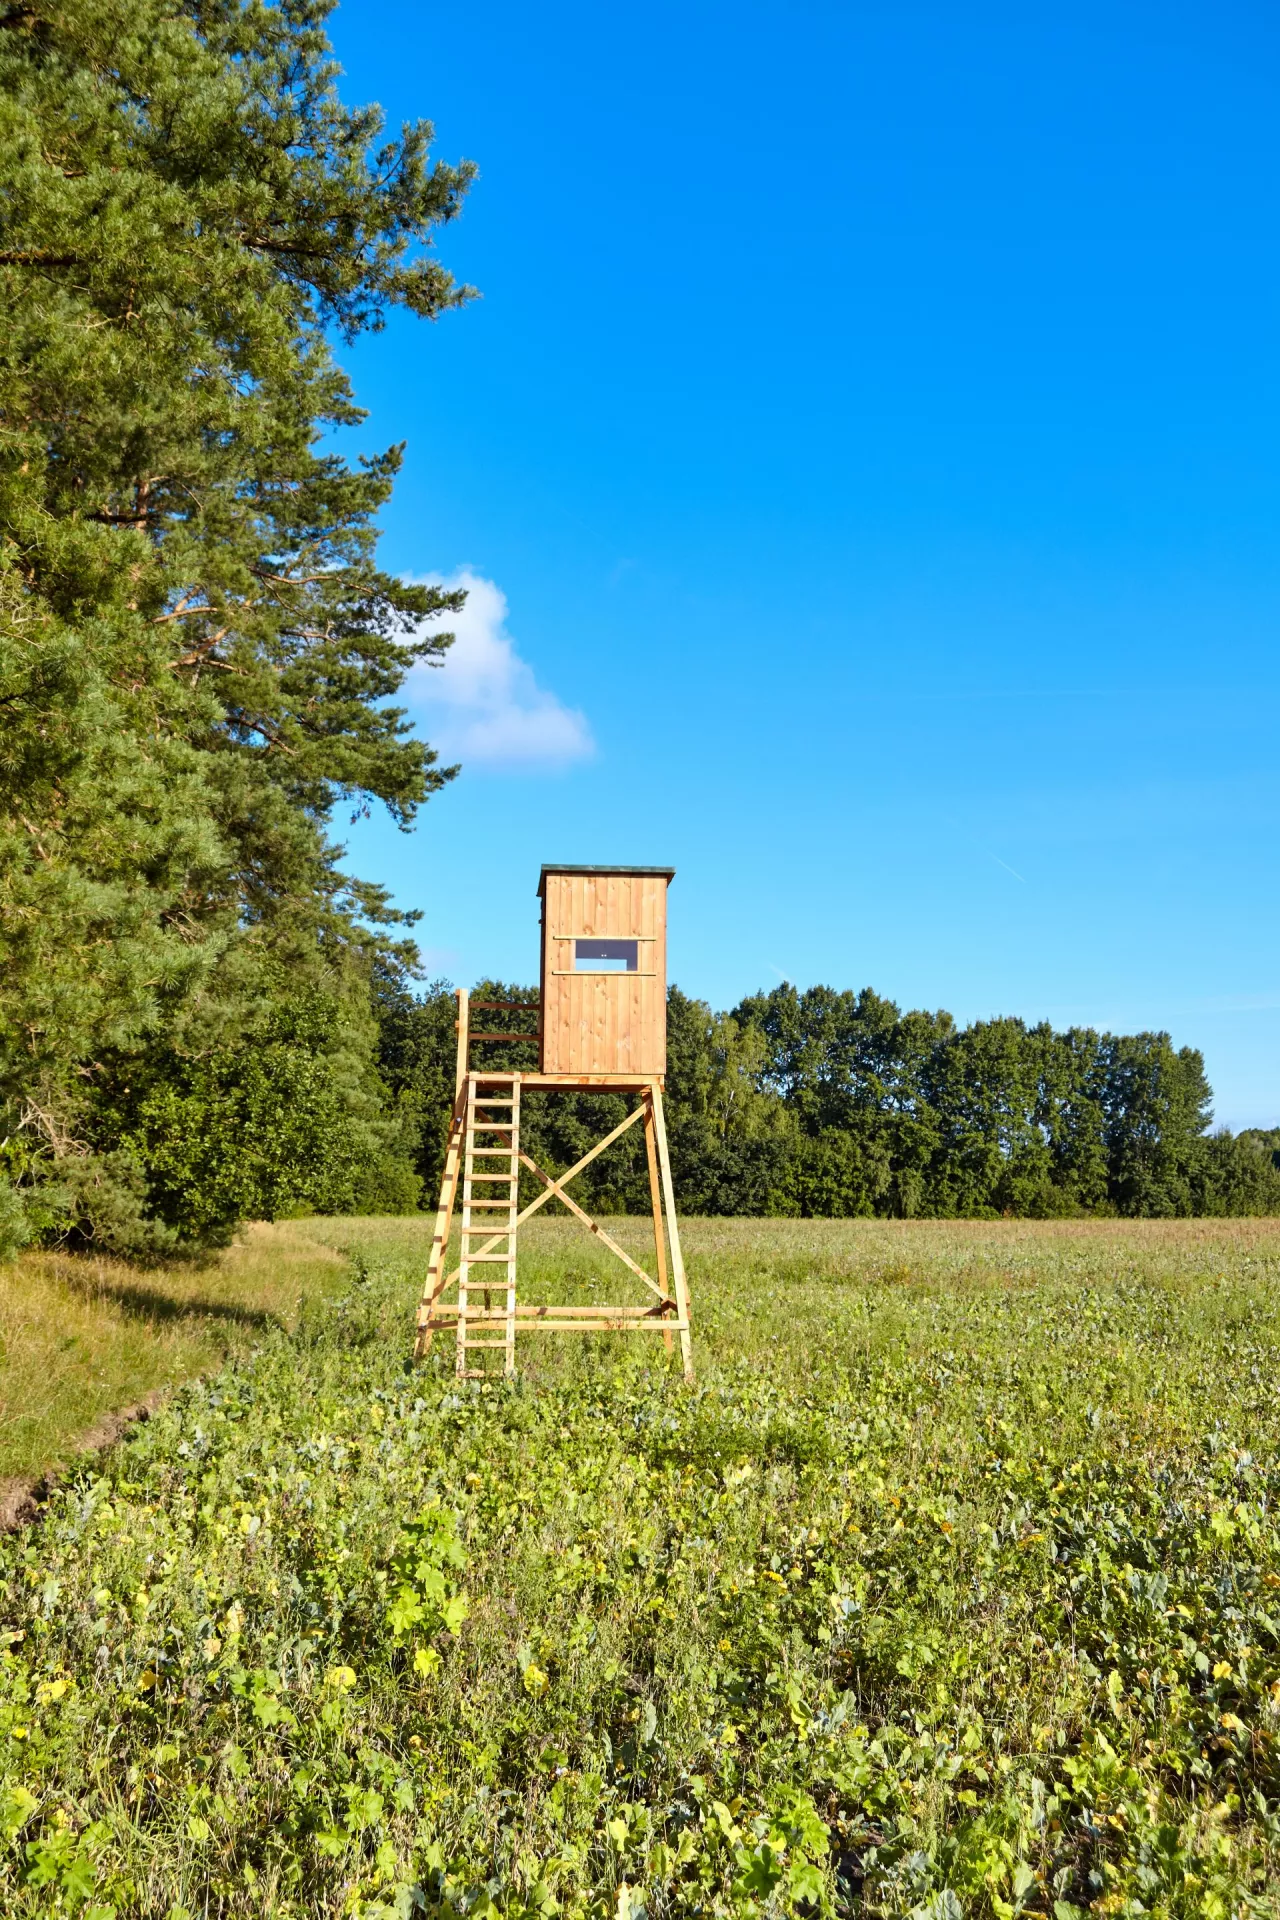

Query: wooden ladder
[[456, 1073, 521, 1377]]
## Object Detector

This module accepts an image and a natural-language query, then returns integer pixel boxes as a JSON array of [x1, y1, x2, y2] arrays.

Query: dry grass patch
[[0, 1222, 350, 1481]]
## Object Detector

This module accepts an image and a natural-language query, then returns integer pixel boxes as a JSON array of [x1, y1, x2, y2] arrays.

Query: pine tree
[[0, 0, 474, 1245]]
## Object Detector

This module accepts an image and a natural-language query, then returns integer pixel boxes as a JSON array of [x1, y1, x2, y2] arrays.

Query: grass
[[0, 1224, 351, 1483], [3, 1214, 1280, 1918]]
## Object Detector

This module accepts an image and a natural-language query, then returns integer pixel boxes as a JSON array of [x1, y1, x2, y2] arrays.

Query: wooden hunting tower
[[415, 865, 693, 1380]]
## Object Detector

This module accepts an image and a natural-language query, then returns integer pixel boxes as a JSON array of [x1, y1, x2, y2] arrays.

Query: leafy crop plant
[[3, 1213, 1280, 1917]]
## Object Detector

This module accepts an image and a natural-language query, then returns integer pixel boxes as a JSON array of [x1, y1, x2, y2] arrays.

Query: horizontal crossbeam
[[422, 1317, 688, 1335], [469, 1073, 663, 1089], [427, 1302, 676, 1320]]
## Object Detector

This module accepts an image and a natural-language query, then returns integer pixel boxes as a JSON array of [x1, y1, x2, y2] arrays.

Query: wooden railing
[[452, 987, 541, 1096]]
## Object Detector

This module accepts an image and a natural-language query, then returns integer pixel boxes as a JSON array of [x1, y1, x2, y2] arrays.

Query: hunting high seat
[[414, 866, 693, 1380]]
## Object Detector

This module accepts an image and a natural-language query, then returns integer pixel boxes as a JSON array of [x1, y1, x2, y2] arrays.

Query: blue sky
[[327, 0, 1280, 1129]]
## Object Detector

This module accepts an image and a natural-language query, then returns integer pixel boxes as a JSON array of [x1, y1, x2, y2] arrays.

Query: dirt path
[[0, 1387, 170, 1530]]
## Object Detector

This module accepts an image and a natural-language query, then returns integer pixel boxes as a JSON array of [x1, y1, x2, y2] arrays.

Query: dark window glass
[[574, 939, 638, 972]]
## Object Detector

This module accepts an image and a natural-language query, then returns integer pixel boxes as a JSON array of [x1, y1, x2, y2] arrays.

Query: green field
[[4, 1216, 1280, 1918]]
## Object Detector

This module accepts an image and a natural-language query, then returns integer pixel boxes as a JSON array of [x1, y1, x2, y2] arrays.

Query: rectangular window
[[574, 938, 638, 972]]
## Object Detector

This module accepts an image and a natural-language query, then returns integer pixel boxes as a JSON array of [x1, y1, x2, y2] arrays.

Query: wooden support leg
[[505, 1076, 520, 1377], [650, 1082, 693, 1382], [643, 1088, 674, 1355], [456, 1075, 477, 1378]]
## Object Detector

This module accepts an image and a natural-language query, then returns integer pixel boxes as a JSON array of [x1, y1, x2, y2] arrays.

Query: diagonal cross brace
[[518, 1153, 669, 1301], [439, 1100, 658, 1293]]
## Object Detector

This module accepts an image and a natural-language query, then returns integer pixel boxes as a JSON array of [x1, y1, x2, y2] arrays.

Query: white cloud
[[405, 570, 593, 771]]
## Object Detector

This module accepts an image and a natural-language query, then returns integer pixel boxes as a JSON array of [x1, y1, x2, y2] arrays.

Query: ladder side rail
[[505, 1076, 521, 1375], [456, 1075, 478, 1377]]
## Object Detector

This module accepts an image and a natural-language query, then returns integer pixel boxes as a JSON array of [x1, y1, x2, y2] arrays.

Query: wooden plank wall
[[541, 873, 668, 1075]]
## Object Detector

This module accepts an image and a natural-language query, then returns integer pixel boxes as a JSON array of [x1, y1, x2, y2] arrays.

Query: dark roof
[[537, 864, 675, 895]]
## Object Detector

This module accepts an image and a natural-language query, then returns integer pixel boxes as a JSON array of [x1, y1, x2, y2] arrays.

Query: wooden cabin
[[538, 865, 674, 1077]]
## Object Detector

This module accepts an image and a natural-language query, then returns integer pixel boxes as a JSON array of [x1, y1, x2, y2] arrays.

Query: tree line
[[373, 976, 1280, 1223]]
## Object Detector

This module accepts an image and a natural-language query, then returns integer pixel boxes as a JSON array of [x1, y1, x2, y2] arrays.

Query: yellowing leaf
[[1, 1785, 38, 1842]]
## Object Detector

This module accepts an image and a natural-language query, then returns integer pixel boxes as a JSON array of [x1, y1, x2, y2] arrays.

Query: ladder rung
[[473, 1099, 515, 1107], [462, 1253, 516, 1263], [517, 1321, 688, 1333], [462, 1339, 511, 1349], [467, 1173, 518, 1182], [470, 1148, 518, 1157]]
